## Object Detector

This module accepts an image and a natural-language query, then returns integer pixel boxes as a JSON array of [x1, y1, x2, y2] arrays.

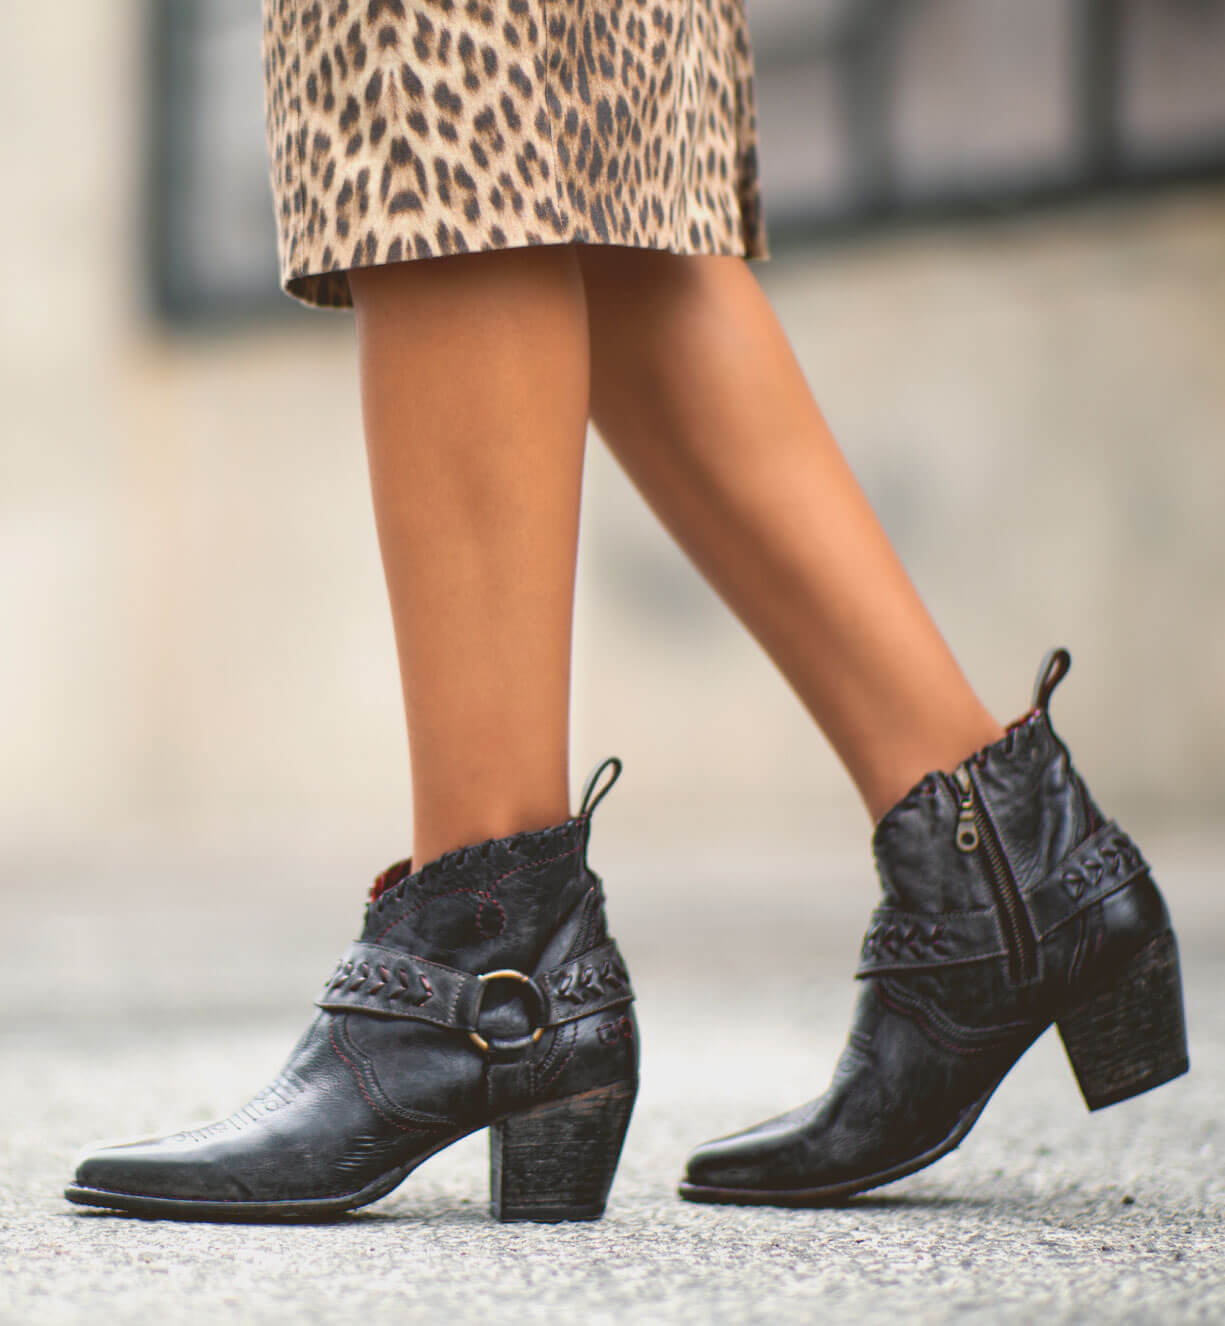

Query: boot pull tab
[[1032, 647, 1072, 713], [578, 755, 623, 818]]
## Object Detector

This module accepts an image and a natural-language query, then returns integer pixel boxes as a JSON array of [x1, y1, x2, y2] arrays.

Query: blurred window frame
[[148, 0, 1225, 325]]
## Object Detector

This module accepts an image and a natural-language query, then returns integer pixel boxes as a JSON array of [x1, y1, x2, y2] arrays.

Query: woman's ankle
[[859, 710, 1007, 824], [411, 795, 574, 870]]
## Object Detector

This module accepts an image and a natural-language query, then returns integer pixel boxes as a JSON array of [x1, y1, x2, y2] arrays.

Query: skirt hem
[[282, 231, 772, 312]]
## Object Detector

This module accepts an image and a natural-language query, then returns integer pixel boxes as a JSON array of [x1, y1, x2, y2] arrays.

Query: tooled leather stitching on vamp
[[877, 978, 1040, 1054], [327, 1017, 459, 1133]]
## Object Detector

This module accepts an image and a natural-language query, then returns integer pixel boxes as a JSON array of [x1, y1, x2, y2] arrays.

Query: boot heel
[[1056, 929, 1189, 1111], [489, 1079, 637, 1222]]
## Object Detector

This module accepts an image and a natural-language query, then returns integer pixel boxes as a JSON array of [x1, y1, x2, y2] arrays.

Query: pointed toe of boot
[[682, 1128, 761, 1194], [680, 1099, 847, 1204], [68, 1135, 254, 1209], [681, 1130, 777, 1198]]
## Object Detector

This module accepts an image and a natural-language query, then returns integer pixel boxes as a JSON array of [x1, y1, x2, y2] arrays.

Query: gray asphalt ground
[[2, 842, 1222, 1324]]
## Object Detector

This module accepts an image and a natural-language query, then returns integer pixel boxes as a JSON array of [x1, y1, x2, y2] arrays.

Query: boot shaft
[[871, 648, 1102, 917], [860, 648, 1169, 1003], [356, 758, 623, 977]]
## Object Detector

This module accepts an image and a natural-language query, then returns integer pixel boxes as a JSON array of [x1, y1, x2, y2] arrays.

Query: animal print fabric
[[261, 0, 771, 308]]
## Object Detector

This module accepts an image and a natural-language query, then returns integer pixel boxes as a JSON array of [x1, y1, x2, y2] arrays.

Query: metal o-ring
[[467, 969, 545, 1054]]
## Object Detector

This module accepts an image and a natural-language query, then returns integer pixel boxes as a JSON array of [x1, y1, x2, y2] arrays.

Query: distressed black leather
[[66, 758, 638, 1220], [681, 649, 1184, 1206]]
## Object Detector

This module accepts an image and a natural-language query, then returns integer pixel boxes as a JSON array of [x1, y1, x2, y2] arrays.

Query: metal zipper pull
[[952, 763, 979, 852], [950, 759, 1039, 984]]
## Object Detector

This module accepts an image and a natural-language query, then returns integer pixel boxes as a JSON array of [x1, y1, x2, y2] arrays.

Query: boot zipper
[[952, 762, 1038, 983]]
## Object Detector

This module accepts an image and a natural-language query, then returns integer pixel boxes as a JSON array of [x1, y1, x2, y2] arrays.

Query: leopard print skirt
[[261, 0, 771, 309]]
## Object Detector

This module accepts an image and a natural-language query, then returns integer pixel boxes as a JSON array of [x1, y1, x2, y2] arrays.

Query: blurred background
[[3, 0, 1223, 876], [2, 5, 1224, 1316], [4, 2, 1219, 880]]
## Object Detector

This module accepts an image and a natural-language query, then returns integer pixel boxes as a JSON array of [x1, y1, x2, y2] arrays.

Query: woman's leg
[[575, 245, 1003, 823], [349, 245, 590, 867], [67, 245, 647, 1225]]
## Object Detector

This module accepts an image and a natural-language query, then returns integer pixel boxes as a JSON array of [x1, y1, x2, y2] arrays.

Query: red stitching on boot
[[327, 1020, 424, 1134], [372, 887, 487, 943], [1005, 707, 1042, 734], [474, 895, 507, 937], [875, 983, 999, 1058], [371, 844, 580, 943], [537, 1023, 578, 1089], [491, 844, 580, 889]]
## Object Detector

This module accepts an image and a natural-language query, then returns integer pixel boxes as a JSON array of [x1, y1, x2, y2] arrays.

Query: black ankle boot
[[680, 649, 1189, 1206], [66, 757, 638, 1222]]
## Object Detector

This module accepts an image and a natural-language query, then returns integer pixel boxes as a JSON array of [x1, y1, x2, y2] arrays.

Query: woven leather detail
[[316, 945, 470, 1032], [1026, 821, 1149, 938], [321, 948, 436, 1004], [856, 908, 1006, 977], [541, 945, 633, 1022], [856, 821, 1150, 977], [315, 939, 634, 1031]]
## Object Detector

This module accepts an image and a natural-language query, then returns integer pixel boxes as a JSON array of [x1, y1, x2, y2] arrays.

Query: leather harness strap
[[315, 938, 634, 1035], [856, 821, 1149, 977], [1024, 820, 1149, 940], [856, 909, 1007, 977]]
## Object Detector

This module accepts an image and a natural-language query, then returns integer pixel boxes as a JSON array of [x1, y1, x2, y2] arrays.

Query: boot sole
[[679, 930, 1189, 1208], [65, 1079, 637, 1224]]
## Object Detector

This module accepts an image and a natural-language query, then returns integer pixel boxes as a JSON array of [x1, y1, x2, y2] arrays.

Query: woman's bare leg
[[349, 245, 589, 867], [575, 246, 1003, 823]]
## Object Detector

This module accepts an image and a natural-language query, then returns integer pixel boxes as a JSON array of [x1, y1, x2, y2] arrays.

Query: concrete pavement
[[2, 844, 1221, 1323]]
